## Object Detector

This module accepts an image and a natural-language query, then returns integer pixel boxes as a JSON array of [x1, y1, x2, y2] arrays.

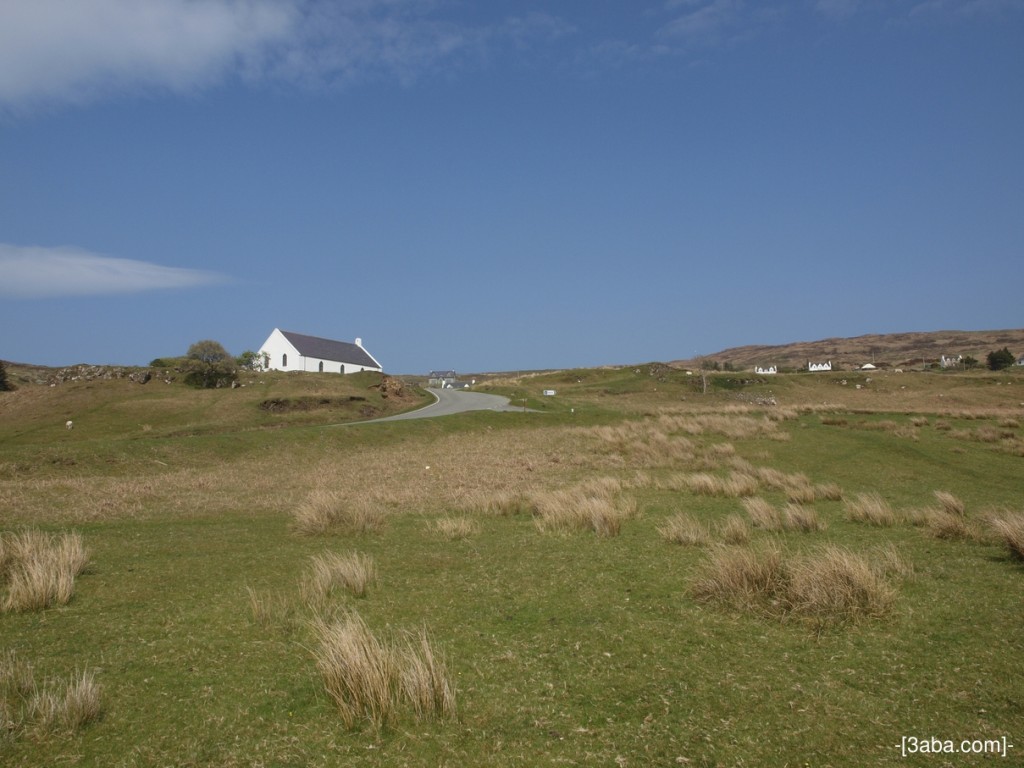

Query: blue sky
[[1, 0, 1021, 373]]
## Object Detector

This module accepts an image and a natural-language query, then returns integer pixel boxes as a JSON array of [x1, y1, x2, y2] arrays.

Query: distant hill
[[673, 329, 1024, 371]]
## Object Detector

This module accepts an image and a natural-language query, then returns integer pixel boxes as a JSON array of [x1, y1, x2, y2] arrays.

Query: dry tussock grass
[[312, 612, 396, 728], [0, 529, 89, 612], [433, 516, 480, 540], [691, 543, 787, 609], [304, 552, 378, 603], [0, 463, 292, 524], [813, 482, 844, 502], [742, 497, 782, 531], [683, 472, 758, 498], [745, 467, 839, 502], [658, 513, 713, 547], [398, 629, 457, 722], [945, 425, 1024, 455], [457, 489, 531, 516], [741, 498, 824, 533], [0, 652, 102, 736], [530, 479, 639, 537], [844, 493, 897, 527], [925, 511, 977, 541], [785, 481, 818, 505], [869, 543, 913, 578], [246, 586, 296, 629], [933, 491, 965, 517], [586, 422, 696, 468], [903, 491, 980, 541], [988, 511, 1024, 560], [311, 612, 455, 729], [781, 503, 826, 533], [292, 490, 389, 536], [719, 514, 751, 545], [786, 546, 896, 623], [659, 413, 789, 441], [692, 543, 898, 626], [4, 424, 582, 525]]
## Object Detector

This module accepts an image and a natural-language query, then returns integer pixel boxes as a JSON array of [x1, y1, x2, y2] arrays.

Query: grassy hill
[[673, 328, 1024, 371], [0, 364, 431, 443], [2, 359, 1023, 767]]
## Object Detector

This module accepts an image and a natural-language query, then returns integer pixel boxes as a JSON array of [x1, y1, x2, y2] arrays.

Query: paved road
[[359, 387, 530, 423]]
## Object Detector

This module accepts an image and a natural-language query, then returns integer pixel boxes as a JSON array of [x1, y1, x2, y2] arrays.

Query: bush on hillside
[[183, 340, 237, 388], [986, 347, 1016, 371], [0, 360, 12, 392], [237, 350, 268, 371]]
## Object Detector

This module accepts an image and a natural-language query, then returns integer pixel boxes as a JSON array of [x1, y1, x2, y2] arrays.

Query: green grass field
[[1, 365, 1022, 766]]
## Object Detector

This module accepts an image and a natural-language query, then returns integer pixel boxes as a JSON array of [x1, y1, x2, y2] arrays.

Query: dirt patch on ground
[[259, 396, 367, 413]]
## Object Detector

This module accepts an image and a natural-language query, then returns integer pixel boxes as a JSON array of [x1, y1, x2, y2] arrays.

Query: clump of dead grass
[[434, 516, 480, 540], [904, 491, 980, 541], [813, 482, 844, 502], [398, 628, 457, 722], [741, 498, 825, 533], [311, 612, 455, 729], [0, 652, 102, 736], [586, 422, 696, 467], [844, 493, 897, 527], [658, 513, 713, 547], [925, 511, 976, 540], [745, 467, 839, 503], [719, 514, 751, 545], [691, 543, 787, 610], [742, 497, 782, 531], [530, 479, 640, 537], [683, 472, 759, 498], [785, 545, 896, 625], [0, 529, 89, 612], [933, 490, 965, 517], [305, 551, 378, 605], [292, 490, 389, 536], [869, 543, 914, 579], [246, 586, 297, 630], [462, 490, 531, 516], [988, 511, 1024, 560], [691, 543, 899, 627], [781, 503, 827, 533]]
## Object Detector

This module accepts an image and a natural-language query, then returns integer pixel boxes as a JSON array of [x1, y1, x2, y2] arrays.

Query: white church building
[[258, 329, 383, 374]]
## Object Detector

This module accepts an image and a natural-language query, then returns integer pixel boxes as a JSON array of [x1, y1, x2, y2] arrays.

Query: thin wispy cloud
[[0, 0, 296, 111], [0, 0, 573, 112], [659, 0, 747, 44], [0, 245, 227, 299], [815, 0, 863, 18], [910, 0, 1024, 18]]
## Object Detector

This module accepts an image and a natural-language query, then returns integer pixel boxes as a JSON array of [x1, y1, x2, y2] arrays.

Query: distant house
[[429, 370, 457, 386], [808, 361, 832, 372], [428, 370, 469, 389], [754, 366, 777, 375], [258, 329, 382, 374]]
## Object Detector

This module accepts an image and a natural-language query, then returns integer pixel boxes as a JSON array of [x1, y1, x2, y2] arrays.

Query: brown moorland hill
[[674, 329, 1024, 371]]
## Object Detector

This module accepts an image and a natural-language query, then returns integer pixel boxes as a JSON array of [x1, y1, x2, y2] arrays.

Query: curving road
[[359, 387, 530, 423]]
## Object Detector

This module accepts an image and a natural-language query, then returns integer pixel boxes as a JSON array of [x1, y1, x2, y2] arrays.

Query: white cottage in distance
[[258, 329, 383, 374]]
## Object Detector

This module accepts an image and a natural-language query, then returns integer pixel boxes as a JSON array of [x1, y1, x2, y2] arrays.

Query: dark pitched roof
[[280, 331, 380, 369]]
